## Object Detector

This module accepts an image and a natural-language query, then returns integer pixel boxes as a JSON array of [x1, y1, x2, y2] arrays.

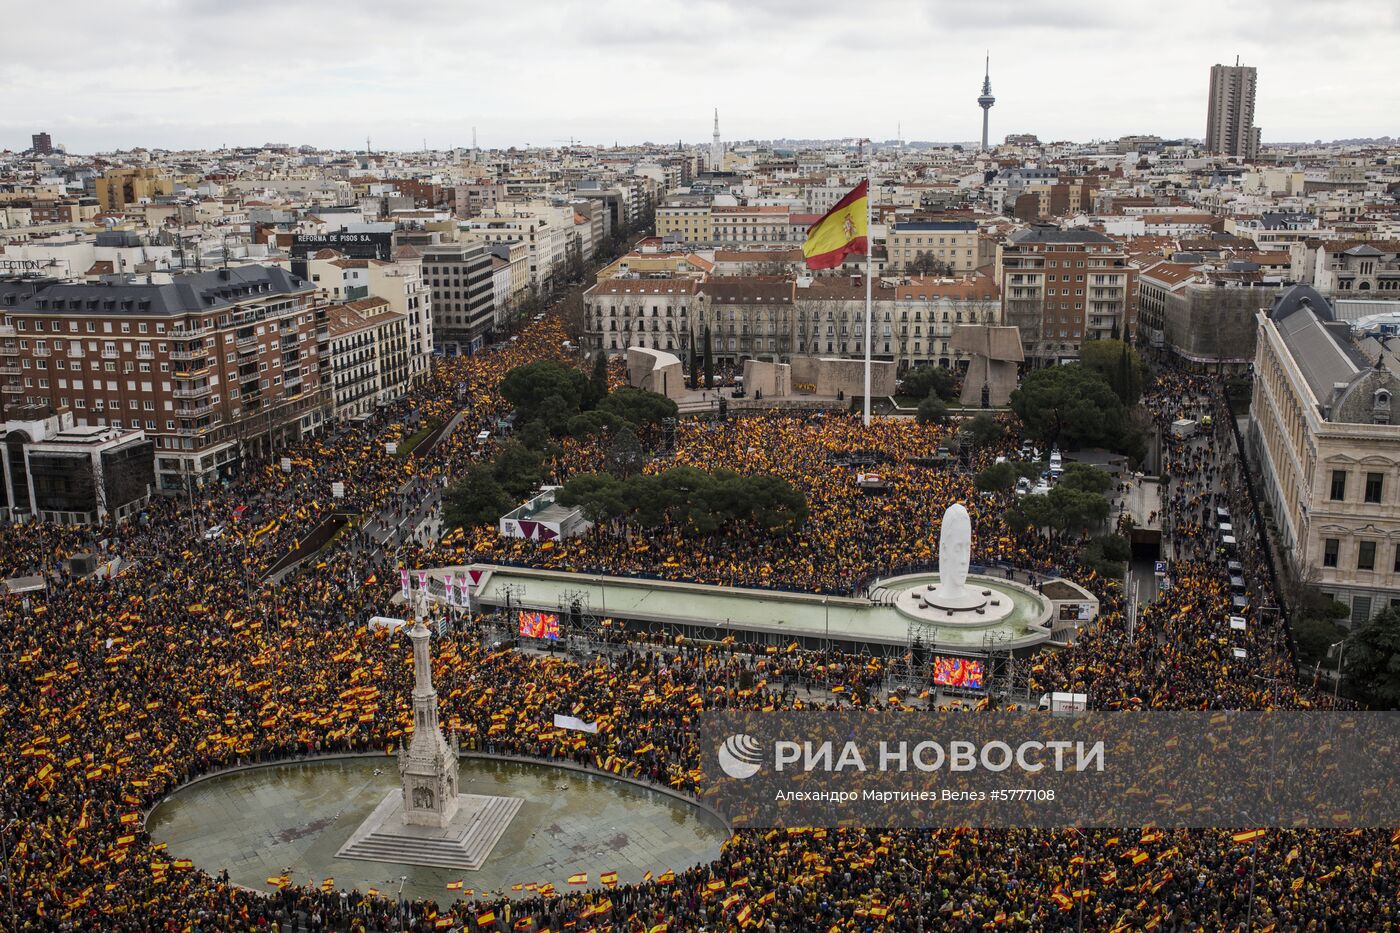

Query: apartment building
[[324, 297, 411, 421], [886, 221, 980, 273], [711, 206, 792, 245], [1205, 63, 1260, 161], [0, 266, 326, 493], [656, 203, 713, 242], [461, 209, 569, 295], [998, 224, 1134, 365], [94, 167, 175, 211], [420, 241, 494, 355], [585, 277, 701, 356], [1249, 285, 1400, 625]]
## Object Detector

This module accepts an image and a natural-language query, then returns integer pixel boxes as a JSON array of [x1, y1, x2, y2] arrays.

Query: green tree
[[443, 464, 514, 530], [1081, 534, 1131, 579], [1079, 339, 1148, 406], [605, 425, 647, 477], [491, 440, 547, 499], [567, 410, 624, 438], [1057, 462, 1113, 496], [1010, 364, 1131, 451], [916, 393, 949, 425], [499, 360, 589, 421], [533, 394, 578, 438], [1293, 610, 1347, 667], [1344, 607, 1400, 708], [703, 325, 714, 390], [974, 461, 1019, 494], [1011, 484, 1110, 539], [556, 472, 629, 523], [598, 386, 679, 427], [588, 353, 610, 408], [901, 365, 958, 402], [961, 412, 1004, 449]]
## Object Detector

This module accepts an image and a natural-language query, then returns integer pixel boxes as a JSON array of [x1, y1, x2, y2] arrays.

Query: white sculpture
[[921, 503, 985, 611], [938, 503, 973, 598]]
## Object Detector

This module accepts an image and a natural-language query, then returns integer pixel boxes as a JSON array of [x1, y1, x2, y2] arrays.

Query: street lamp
[[1329, 637, 1351, 702]]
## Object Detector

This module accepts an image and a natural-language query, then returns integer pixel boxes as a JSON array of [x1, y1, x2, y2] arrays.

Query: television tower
[[977, 53, 995, 152], [711, 109, 723, 171]]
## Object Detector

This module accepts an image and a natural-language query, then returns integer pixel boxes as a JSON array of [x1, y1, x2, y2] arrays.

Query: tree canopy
[[442, 464, 515, 531], [499, 360, 590, 422], [598, 386, 679, 428], [1345, 607, 1400, 708], [557, 466, 808, 535], [901, 365, 959, 402], [1010, 364, 1135, 452], [1079, 339, 1149, 406], [961, 412, 1005, 449], [916, 393, 949, 425]]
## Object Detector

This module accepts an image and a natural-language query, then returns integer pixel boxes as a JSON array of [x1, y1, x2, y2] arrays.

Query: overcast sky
[[3, 0, 1396, 154]]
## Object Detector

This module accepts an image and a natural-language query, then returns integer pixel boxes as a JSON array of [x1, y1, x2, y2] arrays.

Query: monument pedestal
[[336, 789, 522, 870]]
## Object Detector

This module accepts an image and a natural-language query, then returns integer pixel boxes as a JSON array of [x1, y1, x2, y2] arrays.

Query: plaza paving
[[146, 756, 728, 903]]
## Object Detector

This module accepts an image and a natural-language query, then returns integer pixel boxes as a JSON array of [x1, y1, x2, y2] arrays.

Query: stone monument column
[[398, 620, 460, 827]]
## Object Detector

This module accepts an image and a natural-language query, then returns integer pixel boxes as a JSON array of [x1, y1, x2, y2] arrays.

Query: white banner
[[399, 569, 410, 601], [553, 714, 598, 734]]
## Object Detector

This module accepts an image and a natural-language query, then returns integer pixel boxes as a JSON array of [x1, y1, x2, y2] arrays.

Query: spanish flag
[[802, 180, 868, 269]]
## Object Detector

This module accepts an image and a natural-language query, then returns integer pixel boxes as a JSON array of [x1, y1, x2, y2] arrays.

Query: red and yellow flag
[[802, 180, 868, 269]]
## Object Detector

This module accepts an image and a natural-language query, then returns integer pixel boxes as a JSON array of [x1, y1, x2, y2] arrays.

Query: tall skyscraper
[[1205, 61, 1260, 160], [977, 54, 995, 152], [30, 132, 52, 155], [711, 109, 723, 171]]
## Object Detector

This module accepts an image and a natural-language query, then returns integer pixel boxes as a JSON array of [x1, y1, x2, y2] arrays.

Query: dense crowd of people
[[1, 317, 1394, 932]]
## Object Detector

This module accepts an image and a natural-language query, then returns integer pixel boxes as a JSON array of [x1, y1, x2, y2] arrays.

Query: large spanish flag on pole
[[802, 180, 869, 270]]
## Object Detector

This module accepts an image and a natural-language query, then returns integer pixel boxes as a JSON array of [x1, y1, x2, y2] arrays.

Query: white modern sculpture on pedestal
[[889, 502, 1014, 624]]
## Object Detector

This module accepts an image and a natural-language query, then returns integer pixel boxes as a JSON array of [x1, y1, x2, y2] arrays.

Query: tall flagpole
[[863, 159, 873, 426]]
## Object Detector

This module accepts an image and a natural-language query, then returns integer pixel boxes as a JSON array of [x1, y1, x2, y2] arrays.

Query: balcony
[[1, 383, 23, 394], [176, 402, 216, 418], [170, 323, 211, 340], [170, 347, 205, 362], [235, 334, 258, 350], [0, 325, 14, 337], [0, 344, 17, 356], [136, 350, 155, 360], [172, 385, 213, 399], [33, 348, 51, 357]]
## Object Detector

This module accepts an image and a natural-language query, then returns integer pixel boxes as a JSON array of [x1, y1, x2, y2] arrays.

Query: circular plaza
[[146, 756, 730, 903]]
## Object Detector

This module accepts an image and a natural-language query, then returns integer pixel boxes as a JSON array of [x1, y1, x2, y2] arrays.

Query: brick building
[[0, 266, 327, 493]]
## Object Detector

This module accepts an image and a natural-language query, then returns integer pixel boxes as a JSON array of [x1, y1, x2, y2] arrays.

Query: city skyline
[[2, 0, 1395, 154]]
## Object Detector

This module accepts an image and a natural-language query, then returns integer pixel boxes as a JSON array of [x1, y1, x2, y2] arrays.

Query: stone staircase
[[336, 793, 523, 870]]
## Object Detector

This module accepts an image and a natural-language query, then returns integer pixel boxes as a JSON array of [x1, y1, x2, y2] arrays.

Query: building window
[[1359, 540, 1377, 571], [1330, 470, 1347, 501], [1365, 473, 1384, 504], [1323, 538, 1339, 568]]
